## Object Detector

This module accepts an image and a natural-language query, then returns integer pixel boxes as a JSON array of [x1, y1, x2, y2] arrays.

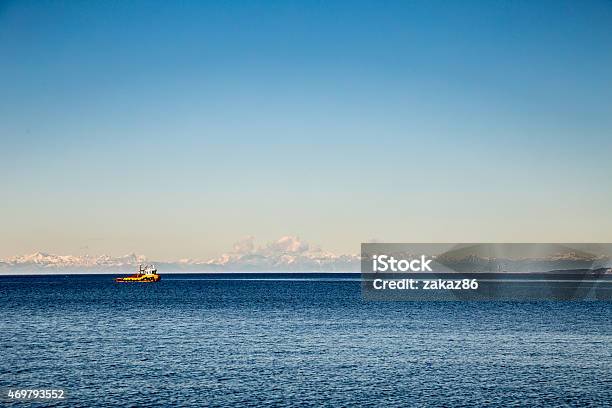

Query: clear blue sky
[[1, 0, 611, 259]]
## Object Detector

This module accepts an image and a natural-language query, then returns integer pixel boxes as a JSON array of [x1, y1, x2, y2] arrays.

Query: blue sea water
[[0, 274, 610, 407]]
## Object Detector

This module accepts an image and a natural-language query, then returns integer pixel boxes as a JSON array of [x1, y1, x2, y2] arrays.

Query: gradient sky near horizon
[[1, 0, 612, 260]]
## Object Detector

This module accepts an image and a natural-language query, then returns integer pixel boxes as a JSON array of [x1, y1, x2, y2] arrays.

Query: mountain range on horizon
[[2, 237, 612, 274], [0, 236, 360, 273]]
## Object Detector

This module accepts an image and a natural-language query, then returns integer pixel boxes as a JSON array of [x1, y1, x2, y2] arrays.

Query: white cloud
[[205, 236, 358, 271], [232, 236, 255, 254]]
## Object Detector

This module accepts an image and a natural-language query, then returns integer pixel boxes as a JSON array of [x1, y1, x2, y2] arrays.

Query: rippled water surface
[[1, 274, 610, 407]]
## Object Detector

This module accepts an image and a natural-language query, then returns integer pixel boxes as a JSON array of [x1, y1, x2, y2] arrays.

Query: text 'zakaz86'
[[371, 255, 433, 272]]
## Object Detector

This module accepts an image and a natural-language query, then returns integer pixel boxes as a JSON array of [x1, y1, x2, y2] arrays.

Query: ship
[[115, 264, 161, 283]]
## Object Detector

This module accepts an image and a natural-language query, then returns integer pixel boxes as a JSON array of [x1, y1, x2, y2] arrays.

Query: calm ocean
[[1, 274, 610, 407]]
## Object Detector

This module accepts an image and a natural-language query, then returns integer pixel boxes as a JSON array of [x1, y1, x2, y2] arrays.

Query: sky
[[1, 0, 612, 260]]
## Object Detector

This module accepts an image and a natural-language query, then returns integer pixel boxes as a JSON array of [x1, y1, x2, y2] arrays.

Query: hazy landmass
[[0, 236, 360, 274]]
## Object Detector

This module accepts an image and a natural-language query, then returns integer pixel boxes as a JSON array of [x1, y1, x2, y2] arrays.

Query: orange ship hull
[[115, 274, 161, 283]]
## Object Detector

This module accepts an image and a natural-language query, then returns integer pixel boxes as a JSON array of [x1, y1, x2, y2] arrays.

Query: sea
[[1, 273, 610, 407]]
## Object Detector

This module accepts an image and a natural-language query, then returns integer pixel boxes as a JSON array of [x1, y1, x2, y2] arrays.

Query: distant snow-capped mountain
[[7, 238, 606, 274], [0, 236, 361, 273], [1, 252, 148, 271], [201, 236, 359, 271]]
